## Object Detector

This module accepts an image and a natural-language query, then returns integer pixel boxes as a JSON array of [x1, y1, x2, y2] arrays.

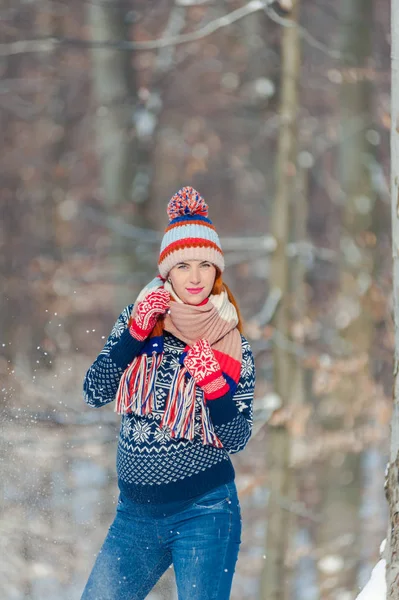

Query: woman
[[81, 186, 256, 600]]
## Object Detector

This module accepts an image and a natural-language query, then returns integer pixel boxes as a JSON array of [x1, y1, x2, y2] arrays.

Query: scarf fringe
[[116, 354, 226, 447], [115, 352, 162, 416], [160, 368, 222, 447], [161, 369, 195, 440]]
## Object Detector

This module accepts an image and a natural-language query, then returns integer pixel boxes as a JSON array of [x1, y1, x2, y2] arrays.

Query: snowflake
[[121, 417, 132, 438], [184, 342, 219, 380], [241, 354, 254, 378], [170, 356, 182, 370], [153, 425, 171, 444], [132, 419, 151, 443], [236, 399, 247, 413], [110, 318, 127, 339]]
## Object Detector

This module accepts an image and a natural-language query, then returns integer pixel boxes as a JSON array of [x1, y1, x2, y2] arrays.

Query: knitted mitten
[[184, 339, 229, 400], [129, 289, 170, 341]]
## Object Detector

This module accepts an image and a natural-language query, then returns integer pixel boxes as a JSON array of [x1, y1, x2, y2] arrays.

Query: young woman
[[81, 186, 256, 600]]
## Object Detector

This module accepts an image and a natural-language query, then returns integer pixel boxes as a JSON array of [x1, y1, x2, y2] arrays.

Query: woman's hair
[[154, 267, 243, 335]]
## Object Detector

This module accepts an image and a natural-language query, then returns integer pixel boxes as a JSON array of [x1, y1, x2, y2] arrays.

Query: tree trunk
[[26, 0, 67, 371], [87, 0, 149, 308], [291, 164, 318, 600], [260, 1, 301, 598], [316, 2, 375, 596], [386, 1, 399, 594]]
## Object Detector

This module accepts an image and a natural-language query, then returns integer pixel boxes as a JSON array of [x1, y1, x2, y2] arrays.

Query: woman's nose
[[189, 268, 201, 283]]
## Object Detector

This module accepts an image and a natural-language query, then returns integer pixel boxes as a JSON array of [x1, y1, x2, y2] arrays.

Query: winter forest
[[0, 0, 395, 599]]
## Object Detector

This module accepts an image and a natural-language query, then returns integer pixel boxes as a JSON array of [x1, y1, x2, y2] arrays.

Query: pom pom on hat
[[158, 185, 224, 278], [167, 186, 208, 221]]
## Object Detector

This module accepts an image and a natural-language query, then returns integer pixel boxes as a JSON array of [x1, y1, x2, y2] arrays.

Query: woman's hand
[[129, 289, 170, 341], [183, 339, 229, 400]]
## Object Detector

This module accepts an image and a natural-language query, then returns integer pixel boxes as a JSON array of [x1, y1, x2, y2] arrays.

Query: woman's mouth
[[186, 288, 204, 294]]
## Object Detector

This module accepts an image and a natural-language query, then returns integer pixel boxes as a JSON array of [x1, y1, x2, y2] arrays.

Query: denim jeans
[[81, 481, 242, 600]]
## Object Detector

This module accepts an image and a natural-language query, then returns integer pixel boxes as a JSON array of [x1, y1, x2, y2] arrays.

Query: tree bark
[[386, 1, 399, 594], [260, 1, 301, 598], [87, 0, 149, 307], [316, 2, 375, 596]]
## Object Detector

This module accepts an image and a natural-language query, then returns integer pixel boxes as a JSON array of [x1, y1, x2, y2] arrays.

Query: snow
[[355, 560, 386, 600]]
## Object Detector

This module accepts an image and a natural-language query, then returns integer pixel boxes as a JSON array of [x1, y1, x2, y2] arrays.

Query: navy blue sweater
[[83, 304, 255, 504]]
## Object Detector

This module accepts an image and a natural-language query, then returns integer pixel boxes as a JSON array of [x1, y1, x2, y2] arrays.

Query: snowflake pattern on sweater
[[83, 304, 256, 503]]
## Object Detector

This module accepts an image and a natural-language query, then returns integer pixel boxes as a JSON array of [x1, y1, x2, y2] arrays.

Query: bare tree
[[260, 0, 302, 598], [87, 0, 151, 308], [316, 1, 375, 595], [385, 0, 399, 595]]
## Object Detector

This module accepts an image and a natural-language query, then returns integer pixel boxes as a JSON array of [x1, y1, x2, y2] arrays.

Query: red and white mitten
[[183, 339, 229, 400], [129, 289, 170, 341]]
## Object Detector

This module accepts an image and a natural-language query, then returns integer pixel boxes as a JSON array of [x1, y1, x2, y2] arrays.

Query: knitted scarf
[[115, 276, 242, 447]]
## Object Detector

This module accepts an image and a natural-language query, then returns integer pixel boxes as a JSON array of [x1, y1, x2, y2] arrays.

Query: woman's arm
[[206, 337, 255, 453], [83, 304, 145, 408]]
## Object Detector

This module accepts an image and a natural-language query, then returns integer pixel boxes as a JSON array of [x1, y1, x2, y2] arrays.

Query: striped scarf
[[115, 276, 242, 447]]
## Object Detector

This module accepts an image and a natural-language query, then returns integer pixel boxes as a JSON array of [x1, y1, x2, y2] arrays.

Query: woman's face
[[168, 260, 217, 305]]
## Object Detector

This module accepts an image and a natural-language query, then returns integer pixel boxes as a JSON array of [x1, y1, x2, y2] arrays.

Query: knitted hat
[[158, 186, 225, 278]]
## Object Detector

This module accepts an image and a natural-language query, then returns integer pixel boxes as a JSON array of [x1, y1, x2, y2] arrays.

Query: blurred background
[[0, 0, 392, 598]]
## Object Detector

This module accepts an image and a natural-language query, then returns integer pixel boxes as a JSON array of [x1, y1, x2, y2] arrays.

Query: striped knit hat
[[158, 186, 225, 278]]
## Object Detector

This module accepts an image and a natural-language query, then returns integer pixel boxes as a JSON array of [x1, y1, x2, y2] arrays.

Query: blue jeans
[[81, 481, 242, 600]]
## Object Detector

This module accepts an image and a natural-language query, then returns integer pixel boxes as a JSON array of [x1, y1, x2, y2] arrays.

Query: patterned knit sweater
[[83, 304, 256, 504]]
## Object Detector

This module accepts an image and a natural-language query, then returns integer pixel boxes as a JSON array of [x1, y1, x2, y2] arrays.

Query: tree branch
[[0, 1, 269, 56], [0, 0, 340, 58], [264, 5, 342, 59]]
